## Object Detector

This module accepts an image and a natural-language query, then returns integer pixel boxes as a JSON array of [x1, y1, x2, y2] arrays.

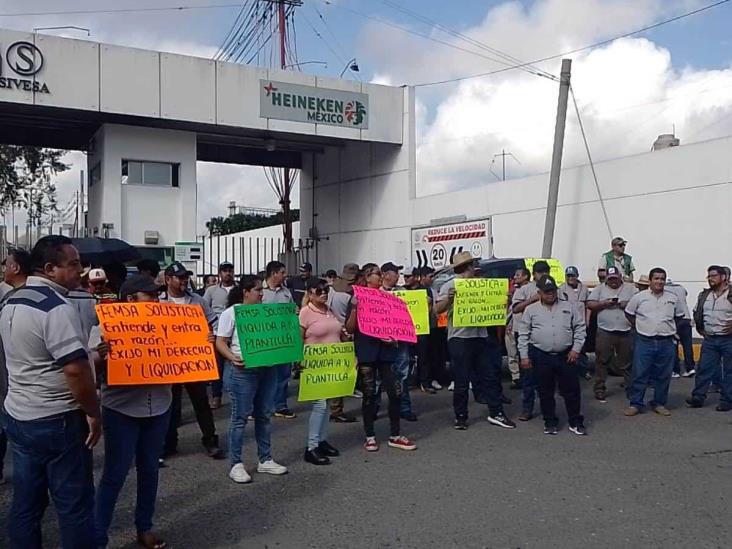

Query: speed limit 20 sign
[[411, 218, 493, 270]]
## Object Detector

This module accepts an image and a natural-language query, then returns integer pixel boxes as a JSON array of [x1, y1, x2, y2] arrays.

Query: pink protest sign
[[353, 286, 417, 344]]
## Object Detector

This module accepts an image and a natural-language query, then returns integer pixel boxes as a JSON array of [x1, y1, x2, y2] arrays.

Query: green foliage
[[206, 209, 300, 236]]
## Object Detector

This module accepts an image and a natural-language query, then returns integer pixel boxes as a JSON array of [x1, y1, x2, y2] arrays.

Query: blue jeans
[[691, 335, 732, 405], [274, 363, 292, 412], [629, 335, 676, 409], [0, 425, 6, 478], [226, 364, 277, 465], [307, 399, 329, 450], [1, 409, 95, 549], [95, 406, 170, 547], [211, 352, 226, 399]]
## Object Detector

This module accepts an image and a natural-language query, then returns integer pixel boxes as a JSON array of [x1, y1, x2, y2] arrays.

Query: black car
[[432, 257, 529, 295]]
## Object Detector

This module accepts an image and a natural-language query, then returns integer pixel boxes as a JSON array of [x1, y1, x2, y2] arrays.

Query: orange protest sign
[[96, 302, 217, 386]]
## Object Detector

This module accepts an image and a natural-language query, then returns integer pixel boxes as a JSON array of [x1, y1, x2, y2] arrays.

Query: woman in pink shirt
[[299, 278, 345, 465]]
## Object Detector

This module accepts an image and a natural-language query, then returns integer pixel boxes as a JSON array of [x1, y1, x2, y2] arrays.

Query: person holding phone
[[587, 266, 638, 402]]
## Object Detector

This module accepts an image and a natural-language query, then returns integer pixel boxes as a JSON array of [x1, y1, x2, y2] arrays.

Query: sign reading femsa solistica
[[260, 80, 368, 129], [0, 41, 50, 94]]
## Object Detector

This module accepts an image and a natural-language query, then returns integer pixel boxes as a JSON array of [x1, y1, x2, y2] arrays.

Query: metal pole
[[541, 59, 572, 258]]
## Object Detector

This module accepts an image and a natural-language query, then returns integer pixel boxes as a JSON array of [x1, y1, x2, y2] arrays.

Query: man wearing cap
[[160, 262, 224, 459], [599, 237, 635, 282], [687, 265, 732, 412], [559, 266, 591, 381], [381, 261, 418, 422], [587, 266, 638, 401], [518, 275, 587, 435], [512, 261, 551, 421], [624, 268, 686, 417], [287, 262, 318, 309], [326, 263, 361, 423], [92, 275, 171, 549], [435, 252, 515, 430], [203, 261, 237, 409]]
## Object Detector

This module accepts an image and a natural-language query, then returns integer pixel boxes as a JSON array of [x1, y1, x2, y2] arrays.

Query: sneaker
[[401, 412, 418, 422], [318, 440, 340, 457], [352, 390, 363, 399], [420, 384, 437, 395], [624, 406, 640, 416], [304, 448, 330, 466], [158, 458, 167, 468], [681, 369, 696, 378], [569, 424, 588, 436], [594, 392, 607, 403], [487, 413, 517, 429], [431, 380, 443, 391], [388, 435, 417, 451], [685, 397, 703, 408], [257, 460, 288, 475], [544, 425, 558, 435], [330, 413, 357, 423], [364, 437, 379, 452], [716, 403, 732, 412], [454, 418, 468, 430], [518, 410, 532, 422], [205, 446, 226, 460], [653, 405, 671, 417], [229, 463, 252, 484], [274, 409, 296, 419], [582, 372, 592, 381], [671, 372, 681, 379], [448, 382, 454, 391]]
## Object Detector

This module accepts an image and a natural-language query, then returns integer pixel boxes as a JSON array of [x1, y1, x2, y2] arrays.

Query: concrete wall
[[86, 125, 197, 246]]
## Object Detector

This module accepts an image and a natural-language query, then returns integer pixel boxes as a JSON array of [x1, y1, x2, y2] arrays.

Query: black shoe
[[318, 440, 340, 457], [329, 413, 357, 423], [205, 446, 226, 460], [569, 424, 588, 436], [500, 394, 512, 405], [274, 409, 296, 419], [487, 413, 516, 429], [685, 397, 703, 408], [709, 385, 721, 394], [401, 412, 418, 422], [582, 372, 592, 381], [454, 418, 468, 430], [304, 448, 330, 466], [510, 379, 522, 390], [716, 403, 732, 412], [544, 425, 559, 435], [420, 384, 437, 395]]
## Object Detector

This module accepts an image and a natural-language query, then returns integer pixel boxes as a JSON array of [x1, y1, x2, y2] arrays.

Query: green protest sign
[[235, 303, 303, 368], [393, 290, 430, 335], [298, 342, 357, 401], [454, 278, 508, 327]]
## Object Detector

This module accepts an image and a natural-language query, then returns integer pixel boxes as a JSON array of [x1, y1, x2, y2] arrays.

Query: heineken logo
[[260, 80, 369, 129]]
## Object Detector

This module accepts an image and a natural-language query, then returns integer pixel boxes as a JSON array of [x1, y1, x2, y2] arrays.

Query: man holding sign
[[435, 252, 516, 431]]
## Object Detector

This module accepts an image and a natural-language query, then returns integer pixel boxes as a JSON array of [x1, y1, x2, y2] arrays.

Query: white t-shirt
[[216, 306, 241, 357], [169, 296, 187, 305]]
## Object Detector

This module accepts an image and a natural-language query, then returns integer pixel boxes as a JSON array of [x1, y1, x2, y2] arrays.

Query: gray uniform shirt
[[511, 281, 538, 334], [559, 282, 589, 307], [625, 289, 685, 337], [588, 283, 637, 332], [665, 283, 691, 320], [160, 291, 217, 325], [328, 290, 353, 324], [262, 284, 294, 305], [701, 288, 732, 336], [1, 276, 89, 421], [518, 300, 586, 359], [438, 278, 488, 340], [203, 284, 234, 322]]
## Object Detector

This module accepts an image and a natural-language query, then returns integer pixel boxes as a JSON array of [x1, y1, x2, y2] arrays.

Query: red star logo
[[263, 82, 278, 96]]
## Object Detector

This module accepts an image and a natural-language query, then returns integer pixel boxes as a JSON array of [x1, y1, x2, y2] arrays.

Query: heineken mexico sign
[[260, 80, 369, 129]]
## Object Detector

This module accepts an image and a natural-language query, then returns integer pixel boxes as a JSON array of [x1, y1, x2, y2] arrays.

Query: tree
[[206, 209, 300, 236], [0, 145, 69, 226]]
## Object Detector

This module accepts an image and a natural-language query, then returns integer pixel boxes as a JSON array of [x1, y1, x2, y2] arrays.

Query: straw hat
[[636, 274, 650, 287], [451, 251, 475, 269]]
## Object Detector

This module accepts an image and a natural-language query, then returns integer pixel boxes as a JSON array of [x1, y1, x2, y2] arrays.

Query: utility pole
[[541, 59, 572, 258], [278, 0, 293, 253], [490, 149, 520, 181]]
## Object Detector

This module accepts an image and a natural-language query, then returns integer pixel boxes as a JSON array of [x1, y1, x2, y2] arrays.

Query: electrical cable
[[0, 3, 243, 17]]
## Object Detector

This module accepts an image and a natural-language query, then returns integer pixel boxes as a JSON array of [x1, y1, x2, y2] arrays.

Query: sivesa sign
[[0, 41, 51, 94]]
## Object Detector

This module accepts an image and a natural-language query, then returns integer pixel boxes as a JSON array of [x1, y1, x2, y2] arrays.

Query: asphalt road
[[1, 373, 731, 549]]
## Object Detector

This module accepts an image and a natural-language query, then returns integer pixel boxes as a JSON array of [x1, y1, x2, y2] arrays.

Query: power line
[[411, 0, 731, 87], [212, 0, 254, 60], [0, 3, 243, 17]]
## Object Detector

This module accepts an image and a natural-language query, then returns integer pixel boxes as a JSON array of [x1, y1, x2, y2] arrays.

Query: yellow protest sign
[[453, 278, 508, 327], [393, 289, 430, 336], [298, 343, 357, 401], [524, 258, 565, 285]]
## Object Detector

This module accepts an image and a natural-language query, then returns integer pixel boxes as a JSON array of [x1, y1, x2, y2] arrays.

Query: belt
[[530, 345, 571, 356], [599, 328, 631, 336], [705, 333, 732, 339], [638, 334, 674, 341]]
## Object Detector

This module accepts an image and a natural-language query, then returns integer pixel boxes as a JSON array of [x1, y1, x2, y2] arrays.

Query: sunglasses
[[314, 287, 330, 296]]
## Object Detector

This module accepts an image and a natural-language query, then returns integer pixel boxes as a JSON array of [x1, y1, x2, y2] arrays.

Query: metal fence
[[0, 225, 92, 262]]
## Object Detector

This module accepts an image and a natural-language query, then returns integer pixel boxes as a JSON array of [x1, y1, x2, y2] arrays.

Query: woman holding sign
[[215, 275, 288, 484], [345, 264, 417, 452], [299, 278, 346, 465]]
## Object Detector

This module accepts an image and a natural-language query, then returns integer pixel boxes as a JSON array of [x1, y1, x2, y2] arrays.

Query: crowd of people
[[0, 234, 729, 548]]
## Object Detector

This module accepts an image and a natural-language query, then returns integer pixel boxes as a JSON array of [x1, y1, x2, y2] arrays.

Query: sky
[[1, 0, 732, 231]]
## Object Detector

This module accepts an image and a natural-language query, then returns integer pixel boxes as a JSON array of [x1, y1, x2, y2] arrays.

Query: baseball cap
[[565, 266, 579, 277], [606, 266, 622, 280], [537, 275, 558, 292], [164, 262, 193, 277], [120, 274, 159, 299], [299, 262, 313, 273], [612, 236, 627, 246], [381, 262, 403, 274], [88, 268, 107, 283], [218, 261, 234, 270]]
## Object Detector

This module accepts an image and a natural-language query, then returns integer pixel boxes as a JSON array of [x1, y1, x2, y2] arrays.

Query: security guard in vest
[[518, 275, 588, 436]]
